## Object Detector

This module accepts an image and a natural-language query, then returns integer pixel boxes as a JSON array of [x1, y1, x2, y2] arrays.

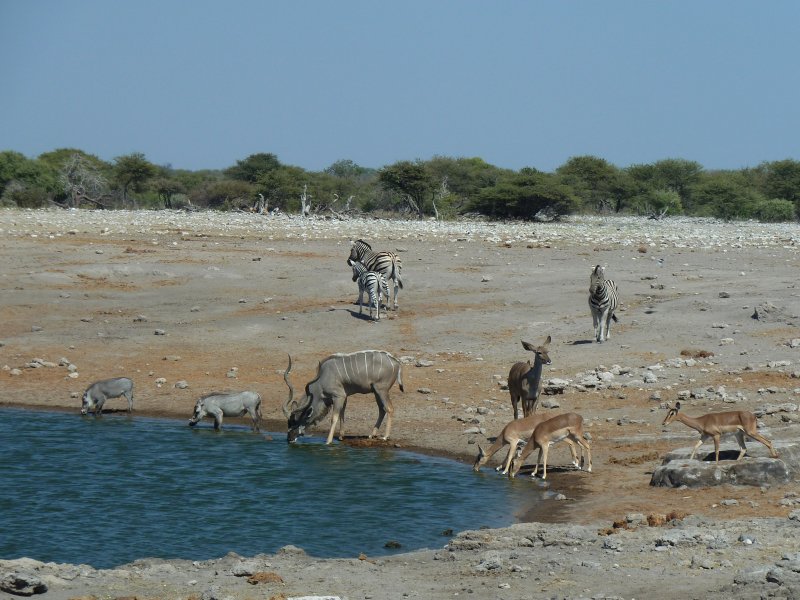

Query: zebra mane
[[355, 239, 372, 249]]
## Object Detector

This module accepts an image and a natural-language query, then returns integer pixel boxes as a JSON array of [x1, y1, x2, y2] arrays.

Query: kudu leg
[[371, 386, 393, 439]]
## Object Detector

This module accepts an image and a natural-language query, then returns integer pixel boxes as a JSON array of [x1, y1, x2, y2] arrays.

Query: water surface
[[0, 408, 540, 568]]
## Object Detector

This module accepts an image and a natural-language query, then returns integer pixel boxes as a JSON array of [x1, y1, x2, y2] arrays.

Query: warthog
[[283, 350, 404, 444], [81, 377, 134, 415], [188, 391, 262, 431]]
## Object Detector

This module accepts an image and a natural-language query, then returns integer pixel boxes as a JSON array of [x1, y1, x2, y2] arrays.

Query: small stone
[[174, 380, 189, 389], [417, 387, 432, 394], [154, 329, 166, 335]]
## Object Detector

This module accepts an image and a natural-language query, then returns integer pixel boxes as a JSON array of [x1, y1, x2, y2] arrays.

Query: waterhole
[[0, 408, 542, 568]]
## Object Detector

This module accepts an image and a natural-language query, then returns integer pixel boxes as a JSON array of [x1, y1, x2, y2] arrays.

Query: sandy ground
[[1, 209, 799, 599]]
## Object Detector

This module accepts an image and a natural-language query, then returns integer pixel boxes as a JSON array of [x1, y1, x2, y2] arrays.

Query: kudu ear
[[520, 340, 534, 352], [544, 335, 551, 346]]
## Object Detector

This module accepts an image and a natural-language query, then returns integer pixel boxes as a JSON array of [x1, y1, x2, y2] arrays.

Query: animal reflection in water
[[283, 350, 404, 444]]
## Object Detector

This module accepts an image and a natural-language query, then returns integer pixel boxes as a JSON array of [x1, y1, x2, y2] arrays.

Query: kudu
[[509, 412, 592, 480], [283, 350, 404, 444], [507, 336, 552, 420], [662, 401, 779, 463]]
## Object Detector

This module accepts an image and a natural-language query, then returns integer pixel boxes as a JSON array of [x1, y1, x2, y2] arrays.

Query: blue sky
[[1, 1, 799, 173]]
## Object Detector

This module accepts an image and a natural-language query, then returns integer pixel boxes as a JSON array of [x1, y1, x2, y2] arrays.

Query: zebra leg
[[392, 279, 399, 310], [604, 310, 614, 340], [598, 309, 610, 342]]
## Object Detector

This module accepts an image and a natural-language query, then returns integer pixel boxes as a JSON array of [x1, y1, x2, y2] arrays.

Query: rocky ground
[[1, 208, 799, 599]]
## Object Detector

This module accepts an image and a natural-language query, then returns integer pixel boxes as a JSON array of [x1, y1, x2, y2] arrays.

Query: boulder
[[0, 572, 47, 596], [651, 441, 800, 488]]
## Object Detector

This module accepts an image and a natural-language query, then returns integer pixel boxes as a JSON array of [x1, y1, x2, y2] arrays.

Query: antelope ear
[[675, 401, 681, 410], [520, 340, 534, 352], [544, 335, 551, 345]]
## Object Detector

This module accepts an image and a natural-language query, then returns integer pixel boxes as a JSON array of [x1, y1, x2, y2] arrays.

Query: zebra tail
[[394, 263, 404, 289], [612, 314, 619, 322]]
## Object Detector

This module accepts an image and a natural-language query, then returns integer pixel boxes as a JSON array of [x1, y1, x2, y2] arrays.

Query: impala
[[662, 401, 778, 463], [508, 412, 592, 480], [508, 336, 552, 419], [473, 411, 577, 475]]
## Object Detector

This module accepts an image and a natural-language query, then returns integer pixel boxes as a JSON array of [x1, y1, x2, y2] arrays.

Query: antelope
[[508, 412, 592, 480], [473, 411, 578, 475], [662, 402, 779, 463], [508, 336, 552, 420]]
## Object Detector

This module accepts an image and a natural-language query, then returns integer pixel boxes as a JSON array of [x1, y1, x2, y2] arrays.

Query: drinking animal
[[589, 265, 619, 343], [662, 401, 778, 463], [509, 412, 592, 480], [474, 410, 566, 474], [188, 391, 262, 432], [283, 350, 404, 444], [507, 336, 551, 419], [81, 377, 134, 415], [347, 239, 403, 310]]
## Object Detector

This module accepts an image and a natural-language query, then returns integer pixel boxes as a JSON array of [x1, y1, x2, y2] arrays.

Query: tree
[[470, 169, 579, 219], [690, 172, 763, 220], [378, 161, 433, 218], [761, 159, 800, 211], [58, 153, 110, 208], [0, 151, 57, 202], [556, 155, 628, 212], [150, 177, 186, 209], [225, 153, 281, 183], [324, 159, 371, 180], [628, 189, 683, 218], [188, 179, 254, 209], [425, 156, 506, 215], [257, 165, 307, 212], [113, 152, 157, 207], [627, 159, 703, 211]]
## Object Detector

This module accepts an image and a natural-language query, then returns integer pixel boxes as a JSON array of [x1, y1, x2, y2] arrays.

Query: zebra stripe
[[588, 265, 619, 343], [350, 261, 388, 321], [348, 239, 403, 309]]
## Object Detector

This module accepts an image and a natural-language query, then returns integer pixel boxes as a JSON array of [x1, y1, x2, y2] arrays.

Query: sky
[[1, 1, 799, 174]]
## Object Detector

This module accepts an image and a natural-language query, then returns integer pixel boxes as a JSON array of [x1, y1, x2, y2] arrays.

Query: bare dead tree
[[300, 184, 311, 217], [431, 176, 451, 221], [323, 193, 358, 220], [252, 193, 267, 214], [647, 206, 670, 220], [58, 153, 110, 209]]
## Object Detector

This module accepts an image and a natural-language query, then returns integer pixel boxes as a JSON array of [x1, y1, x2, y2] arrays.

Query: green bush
[[752, 198, 797, 222], [1, 183, 50, 208]]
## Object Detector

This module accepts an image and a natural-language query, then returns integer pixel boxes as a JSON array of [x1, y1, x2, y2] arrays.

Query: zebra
[[350, 260, 390, 321], [589, 264, 619, 343], [347, 239, 403, 310]]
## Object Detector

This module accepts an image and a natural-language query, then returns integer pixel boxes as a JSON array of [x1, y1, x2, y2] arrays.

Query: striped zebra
[[347, 239, 403, 310], [588, 265, 619, 343], [350, 260, 390, 321]]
